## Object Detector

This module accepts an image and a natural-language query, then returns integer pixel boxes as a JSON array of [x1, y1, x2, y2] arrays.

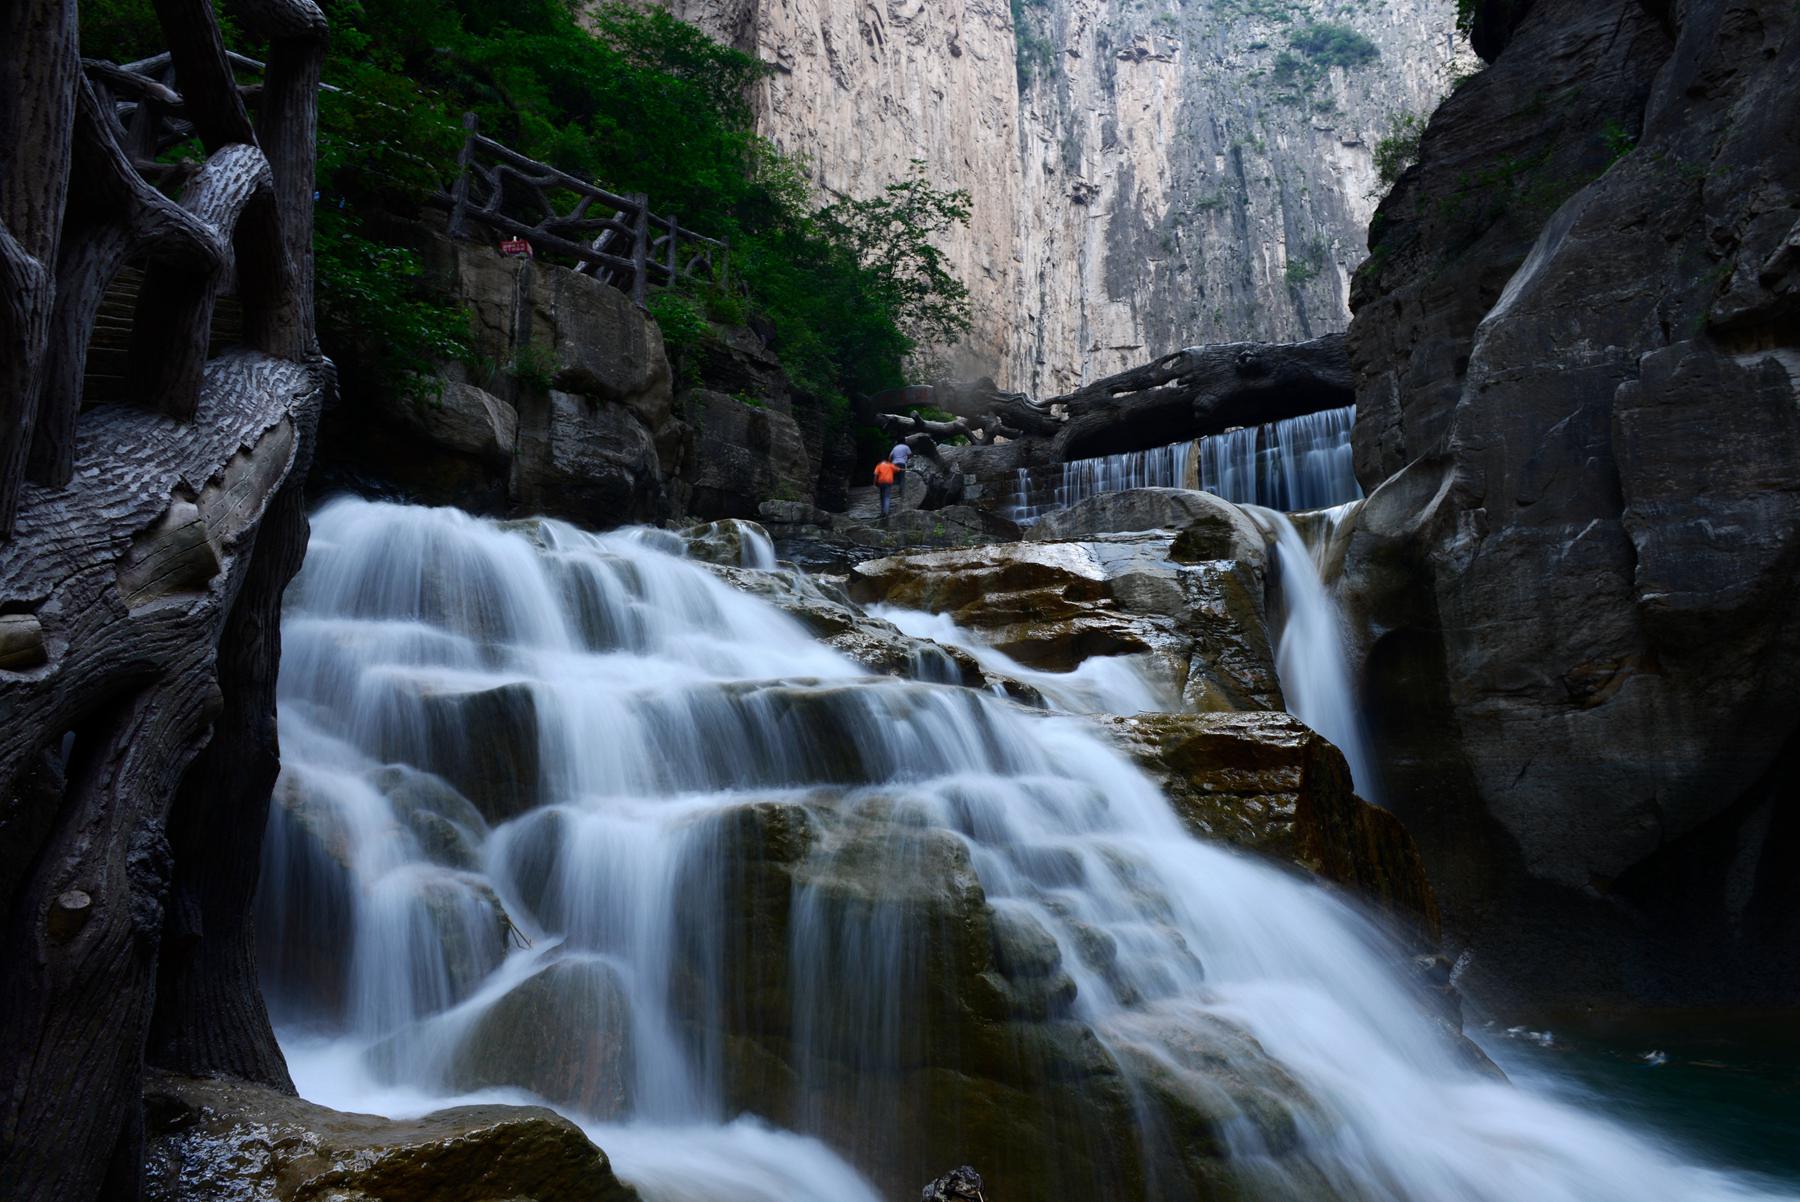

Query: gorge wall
[[654, 0, 1465, 394], [1341, 0, 1800, 1011]]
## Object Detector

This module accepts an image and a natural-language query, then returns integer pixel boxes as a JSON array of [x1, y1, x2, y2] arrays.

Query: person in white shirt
[[889, 441, 912, 494]]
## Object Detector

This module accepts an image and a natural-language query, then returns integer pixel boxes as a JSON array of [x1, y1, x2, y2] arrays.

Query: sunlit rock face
[[846, 508, 1285, 714], [1341, 0, 1800, 1009], [654, 0, 1464, 392]]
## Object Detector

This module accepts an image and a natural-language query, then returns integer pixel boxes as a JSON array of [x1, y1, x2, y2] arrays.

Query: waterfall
[[1011, 442, 1193, 523], [1247, 505, 1382, 802], [1199, 405, 1361, 511], [1011, 405, 1360, 523], [265, 496, 1794, 1202]]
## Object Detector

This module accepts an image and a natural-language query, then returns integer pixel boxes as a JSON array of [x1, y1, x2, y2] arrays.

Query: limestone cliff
[[654, 0, 1464, 393]]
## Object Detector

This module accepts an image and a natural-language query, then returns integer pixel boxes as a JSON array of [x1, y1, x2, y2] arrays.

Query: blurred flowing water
[[1011, 404, 1361, 524], [263, 496, 1797, 1202], [1247, 504, 1383, 802]]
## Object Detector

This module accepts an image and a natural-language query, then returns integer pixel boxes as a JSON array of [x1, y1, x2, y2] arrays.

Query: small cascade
[[1247, 504, 1382, 803], [265, 497, 1797, 1202], [1010, 441, 1193, 523], [870, 605, 1172, 715], [1010, 405, 1359, 523], [1199, 405, 1361, 511]]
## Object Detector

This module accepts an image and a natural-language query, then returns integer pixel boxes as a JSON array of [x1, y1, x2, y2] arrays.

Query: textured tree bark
[[0, 0, 79, 533], [0, 0, 330, 1192]]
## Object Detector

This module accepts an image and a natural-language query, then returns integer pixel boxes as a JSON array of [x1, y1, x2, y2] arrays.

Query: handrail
[[439, 112, 730, 308]]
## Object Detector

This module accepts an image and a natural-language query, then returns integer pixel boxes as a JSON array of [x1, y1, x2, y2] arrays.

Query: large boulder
[[672, 796, 1321, 1202], [679, 389, 814, 520], [442, 957, 636, 1119], [848, 534, 1283, 713], [1342, 0, 1800, 1008], [407, 682, 541, 824], [142, 1072, 640, 1202], [383, 381, 518, 465], [511, 390, 668, 528], [1027, 487, 1264, 564], [1099, 711, 1439, 942]]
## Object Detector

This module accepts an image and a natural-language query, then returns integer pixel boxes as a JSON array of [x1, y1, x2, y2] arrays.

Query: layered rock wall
[[655, 0, 1464, 394], [1342, 0, 1800, 1009]]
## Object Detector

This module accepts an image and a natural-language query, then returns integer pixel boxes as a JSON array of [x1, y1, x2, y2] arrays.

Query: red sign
[[499, 238, 533, 257]]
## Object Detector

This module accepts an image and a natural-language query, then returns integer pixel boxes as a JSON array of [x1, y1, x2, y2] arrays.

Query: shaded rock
[[410, 682, 541, 824], [848, 535, 1282, 712], [758, 498, 830, 528], [1097, 711, 1439, 941], [373, 765, 488, 871], [1342, 0, 1800, 1008], [1050, 335, 1353, 463], [702, 562, 1031, 695], [142, 1071, 640, 1202], [415, 874, 511, 1006], [258, 772, 357, 1022], [445, 957, 636, 1119], [920, 1165, 986, 1202], [379, 381, 517, 465], [680, 389, 813, 520], [1028, 487, 1265, 564], [511, 390, 667, 528], [679, 518, 775, 568]]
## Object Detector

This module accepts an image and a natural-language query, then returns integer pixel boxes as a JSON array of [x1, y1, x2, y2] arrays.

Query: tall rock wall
[[655, 0, 1464, 394], [1341, 0, 1800, 1011]]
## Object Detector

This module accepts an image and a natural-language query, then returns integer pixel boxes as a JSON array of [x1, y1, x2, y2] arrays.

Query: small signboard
[[499, 238, 533, 257]]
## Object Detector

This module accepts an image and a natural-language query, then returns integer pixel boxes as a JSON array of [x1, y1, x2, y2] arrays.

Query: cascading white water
[[1011, 442, 1193, 523], [1246, 504, 1382, 802], [264, 496, 1796, 1202], [1011, 404, 1360, 523], [1199, 405, 1361, 511], [870, 604, 1171, 716]]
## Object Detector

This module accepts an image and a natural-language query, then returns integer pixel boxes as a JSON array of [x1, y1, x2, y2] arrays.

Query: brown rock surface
[[848, 532, 1283, 713], [1099, 711, 1439, 941], [142, 1072, 640, 1202]]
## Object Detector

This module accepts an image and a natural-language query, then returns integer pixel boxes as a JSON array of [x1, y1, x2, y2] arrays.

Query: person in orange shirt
[[874, 456, 898, 517]]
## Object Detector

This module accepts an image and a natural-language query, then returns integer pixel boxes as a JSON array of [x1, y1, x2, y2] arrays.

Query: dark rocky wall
[[316, 220, 856, 527], [1342, 0, 1800, 1010]]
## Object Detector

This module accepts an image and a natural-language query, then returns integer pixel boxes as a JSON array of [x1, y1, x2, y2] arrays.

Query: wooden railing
[[441, 113, 729, 307]]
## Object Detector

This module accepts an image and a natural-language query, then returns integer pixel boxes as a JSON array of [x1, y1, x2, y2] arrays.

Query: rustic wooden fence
[[441, 112, 729, 307]]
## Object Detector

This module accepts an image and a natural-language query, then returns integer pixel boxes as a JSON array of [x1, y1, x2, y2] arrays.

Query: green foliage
[[1283, 257, 1318, 287], [647, 292, 709, 355], [1272, 20, 1378, 96], [1374, 113, 1426, 188], [1456, 0, 1477, 35], [313, 207, 473, 396], [1601, 120, 1637, 165], [504, 344, 557, 393], [1289, 22, 1380, 68], [1011, 0, 1057, 89]]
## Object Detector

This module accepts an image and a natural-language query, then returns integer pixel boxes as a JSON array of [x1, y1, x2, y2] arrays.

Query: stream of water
[[262, 497, 1797, 1202]]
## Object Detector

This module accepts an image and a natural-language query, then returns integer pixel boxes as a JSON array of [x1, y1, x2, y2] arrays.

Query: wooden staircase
[[81, 267, 244, 405]]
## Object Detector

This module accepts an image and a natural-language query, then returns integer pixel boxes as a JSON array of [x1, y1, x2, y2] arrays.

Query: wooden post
[[629, 193, 649, 308], [447, 111, 478, 239], [666, 213, 679, 284]]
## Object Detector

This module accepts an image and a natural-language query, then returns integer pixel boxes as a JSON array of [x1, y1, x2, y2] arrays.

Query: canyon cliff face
[[1342, 0, 1800, 1010], [655, 0, 1463, 394]]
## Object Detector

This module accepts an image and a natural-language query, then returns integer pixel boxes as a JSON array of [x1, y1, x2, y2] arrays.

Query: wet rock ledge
[[142, 1072, 640, 1202]]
